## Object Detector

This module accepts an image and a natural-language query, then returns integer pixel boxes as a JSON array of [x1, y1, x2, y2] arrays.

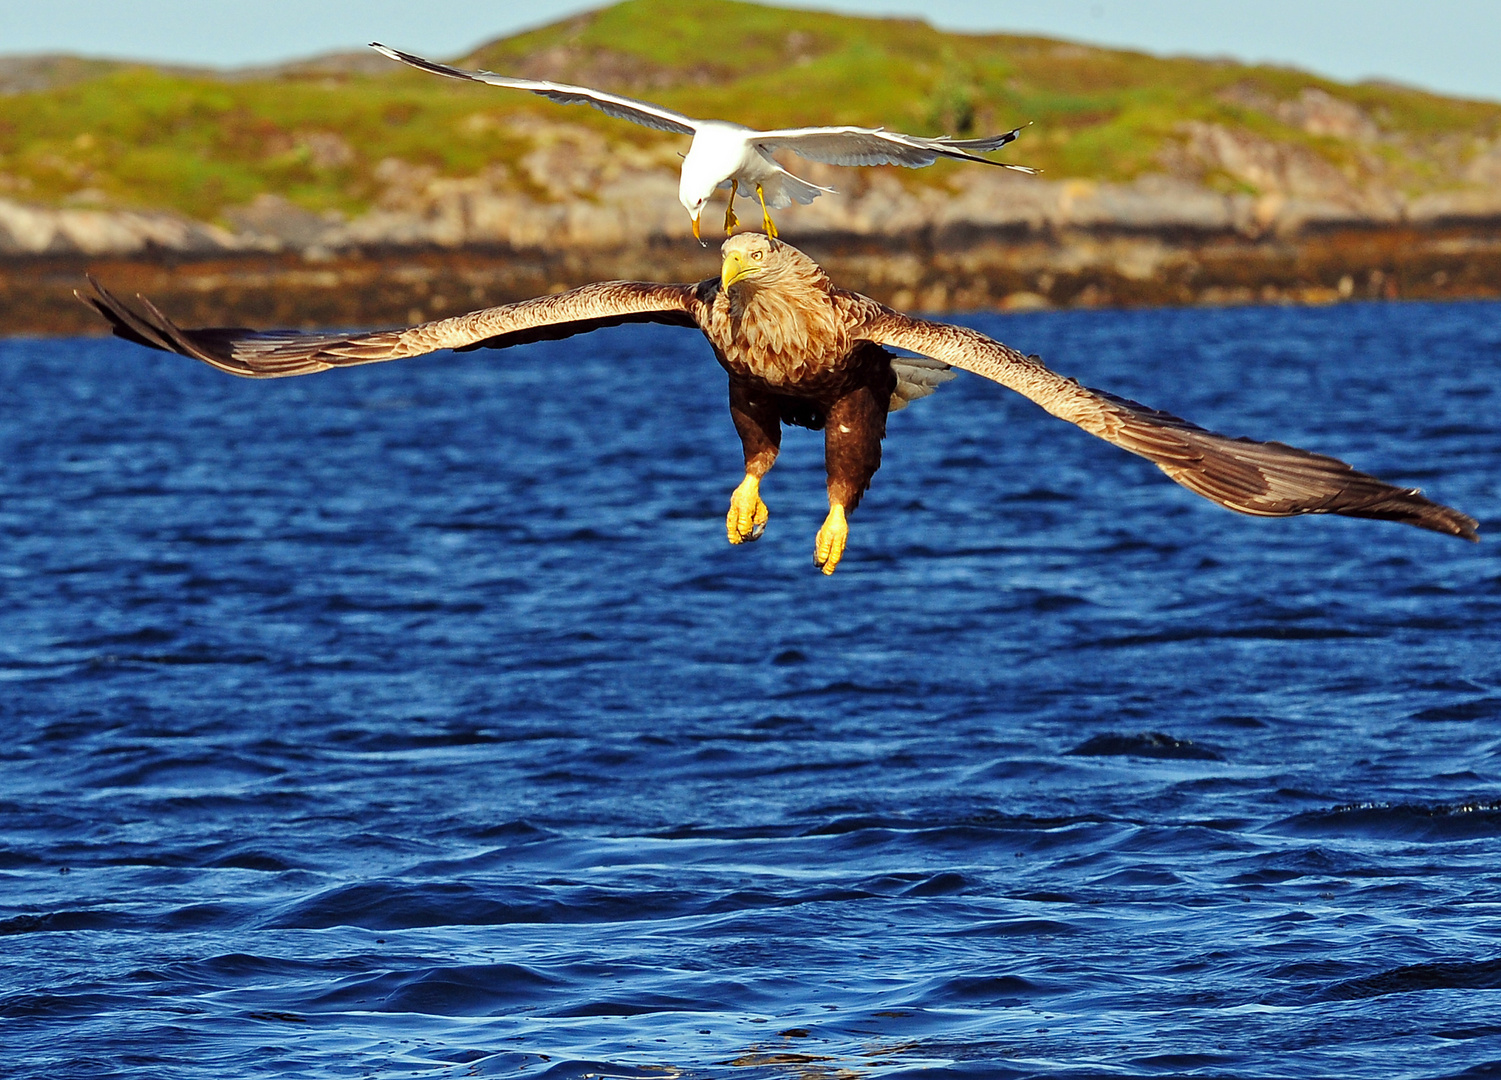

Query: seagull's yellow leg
[[726, 473, 769, 544], [754, 183, 779, 238], [723, 179, 739, 236], [813, 502, 848, 575]]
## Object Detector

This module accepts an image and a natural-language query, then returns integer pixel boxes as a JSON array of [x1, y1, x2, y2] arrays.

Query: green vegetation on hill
[[0, 64, 539, 219], [2, 0, 1498, 223]]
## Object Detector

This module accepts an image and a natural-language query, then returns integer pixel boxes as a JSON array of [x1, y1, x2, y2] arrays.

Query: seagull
[[370, 43, 1034, 242]]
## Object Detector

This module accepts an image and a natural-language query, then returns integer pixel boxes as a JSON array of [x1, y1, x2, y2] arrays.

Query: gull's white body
[[371, 44, 1033, 237], [678, 121, 829, 216]]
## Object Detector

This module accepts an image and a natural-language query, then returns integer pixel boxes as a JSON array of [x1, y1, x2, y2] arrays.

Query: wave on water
[[1, 300, 1498, 1077]]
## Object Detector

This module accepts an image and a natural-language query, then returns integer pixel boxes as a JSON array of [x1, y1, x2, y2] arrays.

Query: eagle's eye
[[752, 251, 763, 261]]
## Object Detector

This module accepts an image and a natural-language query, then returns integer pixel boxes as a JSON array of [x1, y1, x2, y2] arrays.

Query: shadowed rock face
[[0, 200, 242, 258]]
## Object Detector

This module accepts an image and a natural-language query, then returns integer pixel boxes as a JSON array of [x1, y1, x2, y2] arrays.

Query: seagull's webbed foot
[[813, 503, 848, 575], [724, 179, 739, 236], [754, 183, 779, 238], [726, 473, 769, 544]]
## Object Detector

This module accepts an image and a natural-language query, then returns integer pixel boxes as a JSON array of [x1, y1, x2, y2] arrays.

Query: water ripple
[[1, 301, 1498, 1077]]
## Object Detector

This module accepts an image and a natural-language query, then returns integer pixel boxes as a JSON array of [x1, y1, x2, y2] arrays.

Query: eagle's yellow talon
[[813, 504, 848, 575], [726, 474, 769, 544]]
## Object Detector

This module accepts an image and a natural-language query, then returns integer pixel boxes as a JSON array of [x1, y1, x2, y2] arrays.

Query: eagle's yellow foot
[[724, 180, 739, 235], [813, 504, 848, 575], [755, 183, 779, 238], [726, 474, 769, 544]]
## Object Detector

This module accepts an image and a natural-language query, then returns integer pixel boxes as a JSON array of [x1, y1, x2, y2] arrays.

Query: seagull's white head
[[678, 145, 726, 243], [680, 183, 716, 243]]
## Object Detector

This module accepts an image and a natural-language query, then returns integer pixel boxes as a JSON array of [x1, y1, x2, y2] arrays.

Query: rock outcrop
[[7, 113, 1501, 262]]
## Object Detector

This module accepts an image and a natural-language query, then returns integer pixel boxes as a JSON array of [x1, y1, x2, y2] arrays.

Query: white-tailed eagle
[[80, 234, 1478, 574]]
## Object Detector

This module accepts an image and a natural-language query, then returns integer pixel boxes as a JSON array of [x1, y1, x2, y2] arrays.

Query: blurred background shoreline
[[4, 0, 1501, 333]]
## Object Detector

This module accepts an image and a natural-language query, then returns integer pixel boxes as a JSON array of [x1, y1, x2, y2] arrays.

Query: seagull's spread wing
[[753, 125, 1034, 172], [79, 277, 703, 378], [371, 44, 698, 136], [858, 311, 1478, 540]]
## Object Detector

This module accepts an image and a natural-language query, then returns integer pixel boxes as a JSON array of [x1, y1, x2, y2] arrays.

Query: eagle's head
[[715, 233, 844, 366], [720, 233, 815, 294]]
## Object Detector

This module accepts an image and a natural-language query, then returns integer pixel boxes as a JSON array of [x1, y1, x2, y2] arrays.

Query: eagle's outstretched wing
[[857, 310, 1478, 540], [77, 277, 704, 378], [370, 44, 699, 137]]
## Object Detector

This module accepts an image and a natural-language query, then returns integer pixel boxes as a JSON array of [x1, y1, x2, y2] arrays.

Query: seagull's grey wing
[[942, 128, 1033, 153], [79, 276, 704, 378], [754, 125, 1034, 172], [370, 44, 698, 136], [857, 310, 1478, 540]]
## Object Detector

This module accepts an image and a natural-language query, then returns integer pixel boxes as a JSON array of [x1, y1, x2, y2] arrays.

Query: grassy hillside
[[2, 0, 1499, 223]]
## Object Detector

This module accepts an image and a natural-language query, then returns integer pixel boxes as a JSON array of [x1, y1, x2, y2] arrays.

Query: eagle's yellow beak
[[721, 250, 758, 290]]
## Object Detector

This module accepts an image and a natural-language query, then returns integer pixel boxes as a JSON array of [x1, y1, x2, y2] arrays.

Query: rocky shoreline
[[6, 162, 1501, 335]]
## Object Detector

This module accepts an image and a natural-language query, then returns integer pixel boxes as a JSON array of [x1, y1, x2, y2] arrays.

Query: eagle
[[370, 44, 1033, 241], [78, 233, 1478, 574]]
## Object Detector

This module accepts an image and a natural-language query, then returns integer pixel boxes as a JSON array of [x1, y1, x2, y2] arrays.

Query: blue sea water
[[1, 298, 1499, 1079]]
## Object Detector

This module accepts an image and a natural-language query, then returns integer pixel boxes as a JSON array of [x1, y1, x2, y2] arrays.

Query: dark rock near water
[[1066, 732, 1225, 761]]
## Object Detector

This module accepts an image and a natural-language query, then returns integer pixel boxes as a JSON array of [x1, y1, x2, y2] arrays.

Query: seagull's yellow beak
[[692, 214, 702, 244], [721, 250, 759, 290]]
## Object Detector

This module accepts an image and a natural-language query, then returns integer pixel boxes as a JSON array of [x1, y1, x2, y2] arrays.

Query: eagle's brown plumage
[[78, 234, 1478, 574]]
